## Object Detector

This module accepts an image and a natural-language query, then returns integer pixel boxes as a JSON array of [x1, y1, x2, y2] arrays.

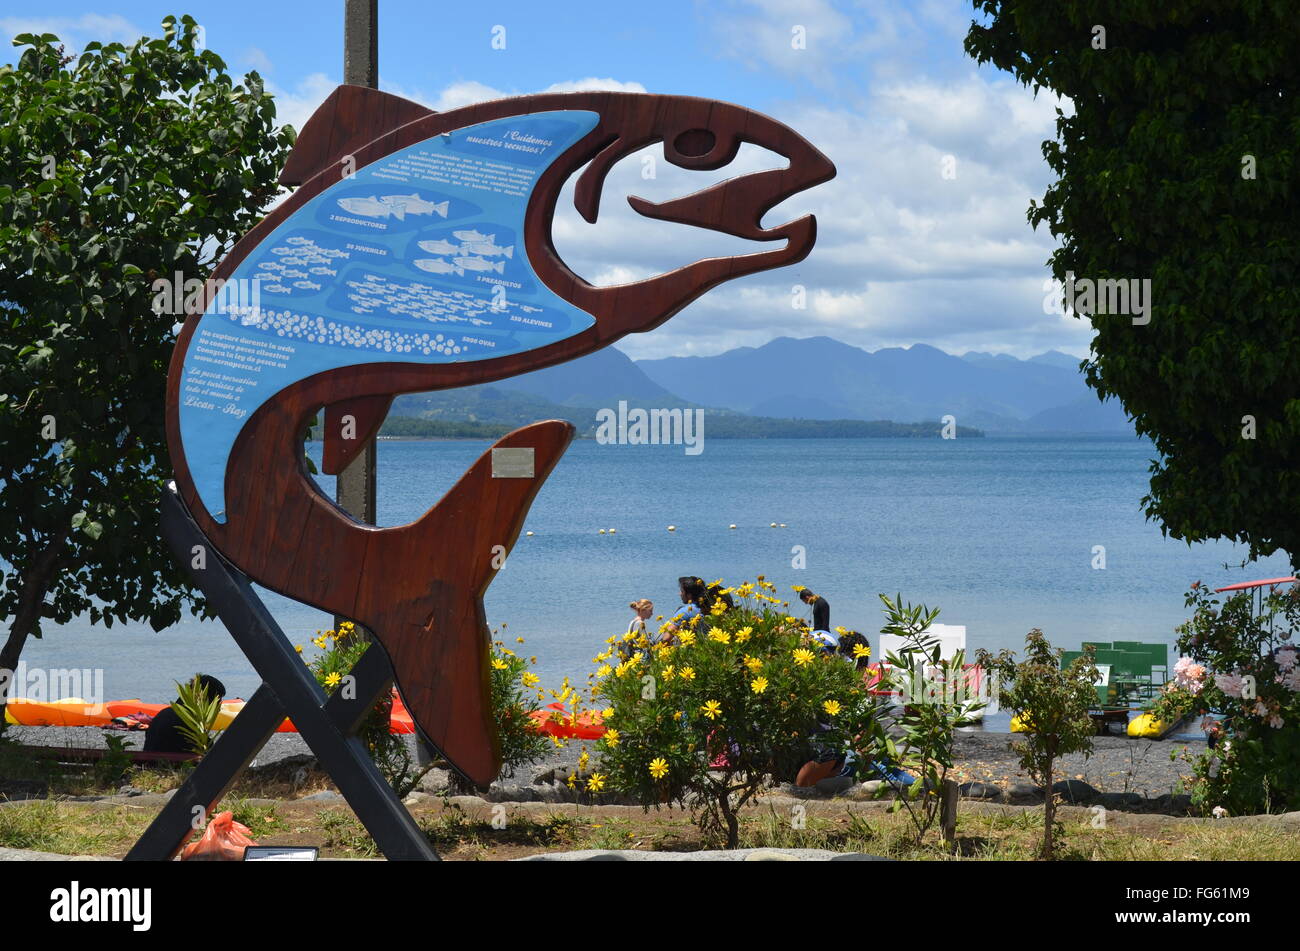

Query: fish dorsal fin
[[280, 85, 437, 187]]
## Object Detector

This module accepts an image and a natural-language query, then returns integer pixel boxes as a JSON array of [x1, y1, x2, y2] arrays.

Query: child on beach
[[620, 598, 654, 661]]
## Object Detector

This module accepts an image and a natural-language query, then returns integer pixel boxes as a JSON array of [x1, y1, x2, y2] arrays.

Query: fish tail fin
[[373, 420, 574, 786], [503, 245, 514, 259], [493, 261, 504, 274], [434, 201, 449, 217]]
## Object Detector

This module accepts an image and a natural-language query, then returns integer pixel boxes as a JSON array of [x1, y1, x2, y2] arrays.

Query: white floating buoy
[[770, 522, 777, 528], [599, 529, 606, 535], [609, 528, 617, 534], [525, 531, 534, 536], [779, 523, 787, 528], [667, 525, 676, 532], [729, 524, 737, 530]]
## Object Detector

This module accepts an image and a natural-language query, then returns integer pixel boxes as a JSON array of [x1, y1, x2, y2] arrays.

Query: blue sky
[[3, 1, 1087, 360]]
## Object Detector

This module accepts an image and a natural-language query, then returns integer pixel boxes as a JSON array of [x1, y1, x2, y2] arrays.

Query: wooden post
[[940, 778, 959, 850], [338, 0, 379, 533]]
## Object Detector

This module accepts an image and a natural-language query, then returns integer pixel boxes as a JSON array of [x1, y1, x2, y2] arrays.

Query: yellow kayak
[[1128, 711, 1178, 738]]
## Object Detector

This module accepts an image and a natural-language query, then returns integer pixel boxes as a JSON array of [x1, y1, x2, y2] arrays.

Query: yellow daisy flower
[[709, 629, 730, 644], [587, 773, 606, 793], [823, 700, 842, 716], [649, 758, 669, 780], [324, 672, 341, 688], [751, 676, 769, 694], [679, 667, 696, 681], [701, 700, 722, 720], [792, 648, 816, 667], [603, 728, 620, 747]]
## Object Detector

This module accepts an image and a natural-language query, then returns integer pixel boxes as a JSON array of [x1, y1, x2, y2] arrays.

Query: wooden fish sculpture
[[165, 85, 835, 785]]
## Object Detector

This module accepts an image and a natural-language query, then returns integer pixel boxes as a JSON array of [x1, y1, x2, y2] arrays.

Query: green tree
[[966, 2, 1300, 567], [978, 631, 1099, 859], [0, 17, 294, 727]]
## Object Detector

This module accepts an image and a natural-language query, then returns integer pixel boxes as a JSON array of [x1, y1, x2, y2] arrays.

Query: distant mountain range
[[388, 336, 1134, 436]]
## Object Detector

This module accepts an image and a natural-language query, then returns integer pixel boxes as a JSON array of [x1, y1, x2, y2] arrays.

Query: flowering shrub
[[306, 623, 420, 795], [304, 623, 551, 794], [1149, 583, 1300, 815], [589, 577, 890, 847], [489, 633, 553, 774]]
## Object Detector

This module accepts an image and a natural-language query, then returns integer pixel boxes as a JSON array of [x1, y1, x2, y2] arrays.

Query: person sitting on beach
[[143, 674, 226, 754], [666, 576, 708, 631], [836, 629, 872, 670], [799, 588, 830, 633], [620, 598, 654, 661]]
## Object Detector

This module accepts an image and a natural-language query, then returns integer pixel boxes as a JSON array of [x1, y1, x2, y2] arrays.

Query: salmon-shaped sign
[[165, 85, 835, 785]]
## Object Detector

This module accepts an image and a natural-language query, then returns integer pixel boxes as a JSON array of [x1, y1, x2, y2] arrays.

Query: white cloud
[[542, 67, 1077, 361], [264, 72, 338, 135], [0, 14, 144, 48]]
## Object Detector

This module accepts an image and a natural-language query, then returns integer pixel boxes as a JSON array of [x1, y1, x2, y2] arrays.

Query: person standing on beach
[[799, 588, 830, 633], [620, 598, 654, 660]]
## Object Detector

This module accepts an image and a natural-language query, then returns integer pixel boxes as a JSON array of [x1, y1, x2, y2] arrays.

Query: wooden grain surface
[[165, 85, 835, 784]]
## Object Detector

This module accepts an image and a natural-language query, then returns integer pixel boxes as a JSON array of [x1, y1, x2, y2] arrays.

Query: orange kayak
[[7, 692, 417, 734], [526, 702, 604, 740]]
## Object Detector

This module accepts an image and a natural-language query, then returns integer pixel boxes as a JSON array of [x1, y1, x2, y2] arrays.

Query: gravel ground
[[951, 730, 1200, 799], [6, 723, 1201, 797]]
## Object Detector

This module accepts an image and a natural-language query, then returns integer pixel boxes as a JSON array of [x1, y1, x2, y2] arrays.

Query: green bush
[[977, 631, 1098, 858], [590, 577, 890, 848]]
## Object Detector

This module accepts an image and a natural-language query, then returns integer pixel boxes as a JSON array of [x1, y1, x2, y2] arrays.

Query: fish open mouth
[[569, 112, 834, 274]]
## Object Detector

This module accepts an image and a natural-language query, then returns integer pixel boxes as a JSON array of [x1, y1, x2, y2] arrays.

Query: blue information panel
[[178, 110, 600, 521]]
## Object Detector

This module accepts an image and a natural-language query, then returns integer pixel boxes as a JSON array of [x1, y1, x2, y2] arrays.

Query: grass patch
[[1, 796, 1296, 861], [0, 800, 148, 856]]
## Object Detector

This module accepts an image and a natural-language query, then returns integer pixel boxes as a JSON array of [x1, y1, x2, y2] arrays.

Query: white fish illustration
[[337, 193, 449, 221], [452, 229, 494, 244], [387, 194, 448, 218], [309, 266, 338, 276], [418, 239, 461, 256], [293, 280, 322, 291], [260, 261, 286, 271], [459, 241, 513, 259], [263, 284, 291, 294], [286, 236, 311, 246], [453, 256, 505, 274], [281, 268, 308, 279], [414, 258, 465, 276], [270, 246, 292, 255]]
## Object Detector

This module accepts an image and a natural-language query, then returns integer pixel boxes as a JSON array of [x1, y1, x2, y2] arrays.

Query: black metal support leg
[[126, 486, 437, 861]]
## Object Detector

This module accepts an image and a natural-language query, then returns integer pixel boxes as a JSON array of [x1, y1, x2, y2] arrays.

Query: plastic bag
[[180, 810, 258, 861]]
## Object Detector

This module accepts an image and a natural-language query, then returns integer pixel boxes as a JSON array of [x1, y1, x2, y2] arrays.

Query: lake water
[[17, 436, 1292, 704]]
